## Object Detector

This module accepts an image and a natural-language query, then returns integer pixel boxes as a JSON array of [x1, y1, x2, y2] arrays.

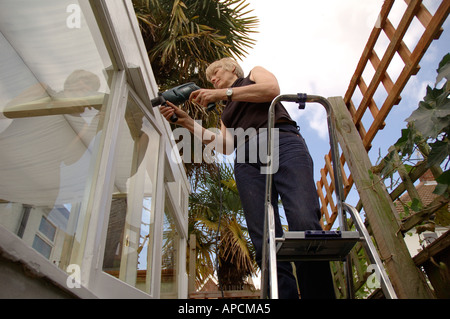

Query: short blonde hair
[[206, 58, 244, 82]]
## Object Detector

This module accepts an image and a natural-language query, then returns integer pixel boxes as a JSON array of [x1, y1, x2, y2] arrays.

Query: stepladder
[[260, 94, 397, 299]]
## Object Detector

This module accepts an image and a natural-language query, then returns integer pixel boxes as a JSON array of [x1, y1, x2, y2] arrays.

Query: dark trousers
[[234, 125, 336, 299]]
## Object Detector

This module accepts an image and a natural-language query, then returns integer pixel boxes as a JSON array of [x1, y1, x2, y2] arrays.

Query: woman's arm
[[159, 102, 234, 155], [235, 66, 280, 102], [190, 66, 280, 106]]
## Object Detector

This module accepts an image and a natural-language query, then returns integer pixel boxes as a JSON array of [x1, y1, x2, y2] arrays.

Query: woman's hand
[[159, 101, 190, 125], [189, 88, 225, 108]]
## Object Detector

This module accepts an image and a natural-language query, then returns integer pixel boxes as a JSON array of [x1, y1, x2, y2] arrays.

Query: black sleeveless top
[[221, 74, 295, 131]]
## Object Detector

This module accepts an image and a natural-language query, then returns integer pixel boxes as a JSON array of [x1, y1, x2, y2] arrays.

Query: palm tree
[[133, 0, 258, 179], [132, 0, 259, 292], [189, 162, 257, 290], [133, 0, 258, 89]]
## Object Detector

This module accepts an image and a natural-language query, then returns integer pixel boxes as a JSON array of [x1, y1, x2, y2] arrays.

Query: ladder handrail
[[342, 203, 398, 299], [262, 94, 348, 298], [261, 94, 397, 299], [265, 94, 346, 228]]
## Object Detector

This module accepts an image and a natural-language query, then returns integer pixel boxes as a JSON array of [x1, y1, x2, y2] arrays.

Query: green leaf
[[368, 168, 374, 181], [433, 170, 450, 196], [380, 150, 396, 179], [427, 139, 450, 168], [436, 169, 450, 186], [435, 204, 450, 226], [410, 198, 422, 212], [394, 128, 416, 157], [403, 163, 414, 174], [436, 53, 450, 86], [403, 204, 410, 216], [405, 86, 450, 139], [433, 183, 448, 196]]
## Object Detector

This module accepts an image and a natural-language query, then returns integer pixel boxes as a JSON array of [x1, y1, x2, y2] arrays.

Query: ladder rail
[[262, 94, 349, 299], [266, 94, 346, 226], [261, 94, 398, 299], [260, 203, 279, 299], [342, 203, 398, 299]]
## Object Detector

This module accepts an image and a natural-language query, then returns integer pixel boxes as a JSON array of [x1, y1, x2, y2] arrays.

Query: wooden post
[[329, 96, 434, 299], [188, 234, 196, 296]]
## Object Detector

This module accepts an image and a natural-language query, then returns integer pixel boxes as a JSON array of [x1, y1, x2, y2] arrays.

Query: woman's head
[[206, 58, 244, 82]]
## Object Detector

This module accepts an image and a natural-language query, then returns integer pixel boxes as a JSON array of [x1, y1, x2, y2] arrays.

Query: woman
[[160, 58, 335, 299]]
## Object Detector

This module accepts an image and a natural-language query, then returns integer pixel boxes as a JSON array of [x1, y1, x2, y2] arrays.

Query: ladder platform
[[275, 230, 361, 262]]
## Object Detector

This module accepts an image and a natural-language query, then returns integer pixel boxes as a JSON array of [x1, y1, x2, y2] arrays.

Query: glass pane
[[160, 204, 179, 299], [103, 98, 160, 294], [32, 235, 53, 259], [0, 0, 112, 271], [39, 217, 57, 242]]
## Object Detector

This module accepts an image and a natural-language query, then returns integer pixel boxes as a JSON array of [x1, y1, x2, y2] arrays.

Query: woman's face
[[209, 66, 238, 89]]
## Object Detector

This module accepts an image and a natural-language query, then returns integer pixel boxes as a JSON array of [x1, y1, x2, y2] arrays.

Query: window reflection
[[160, 203, 179, 299]]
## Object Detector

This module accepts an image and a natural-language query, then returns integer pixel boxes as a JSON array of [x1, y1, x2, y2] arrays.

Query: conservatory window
[[0, 0, 112, 271], [102, 97, 161, 294], [160, 199, 180, 298]]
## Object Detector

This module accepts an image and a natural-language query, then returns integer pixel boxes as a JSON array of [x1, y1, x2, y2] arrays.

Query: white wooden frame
[[0, 0, 189, 299], [84, 0, 189, 298]]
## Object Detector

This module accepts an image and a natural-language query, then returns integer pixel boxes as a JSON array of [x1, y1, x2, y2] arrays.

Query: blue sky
[[237, 0, 450, 210]]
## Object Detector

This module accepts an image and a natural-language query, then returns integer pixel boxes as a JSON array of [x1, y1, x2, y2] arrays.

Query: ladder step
[[276, 230, 361, 262]]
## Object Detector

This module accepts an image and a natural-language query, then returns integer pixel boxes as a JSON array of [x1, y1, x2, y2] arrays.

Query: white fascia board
[[96, 0, 159, 101]]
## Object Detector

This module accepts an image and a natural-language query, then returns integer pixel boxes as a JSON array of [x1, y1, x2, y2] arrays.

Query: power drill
[[151, 82, 216, 122]]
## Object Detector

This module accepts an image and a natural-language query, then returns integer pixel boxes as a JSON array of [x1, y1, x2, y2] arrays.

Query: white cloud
[[234, 0, 446, 143], [237, 0, 388, 139]]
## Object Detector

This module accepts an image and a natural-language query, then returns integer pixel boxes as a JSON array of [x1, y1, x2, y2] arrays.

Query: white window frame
[[0, 0, 189, 299], [79, 0, 189, 298], [85, 75, 167, 298]]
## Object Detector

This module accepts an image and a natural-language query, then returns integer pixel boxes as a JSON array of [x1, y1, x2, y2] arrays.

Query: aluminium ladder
[[260, 94, 397, 299]]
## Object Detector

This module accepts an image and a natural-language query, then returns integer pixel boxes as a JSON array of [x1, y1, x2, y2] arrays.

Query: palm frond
[[133, 0, 259, 288]]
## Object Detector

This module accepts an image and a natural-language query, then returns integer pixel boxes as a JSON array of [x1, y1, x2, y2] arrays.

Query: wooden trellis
[[315, 0, 449, 299], [317, 0, 449, 230]]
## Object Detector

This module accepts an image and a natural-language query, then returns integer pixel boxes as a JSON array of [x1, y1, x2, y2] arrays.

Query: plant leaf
[[427, 140, 450, 168], [395, 128, 416, 157], [436, 53, 450, 86], [436, 169, 450, 186], [405, 86, 450, 139]]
